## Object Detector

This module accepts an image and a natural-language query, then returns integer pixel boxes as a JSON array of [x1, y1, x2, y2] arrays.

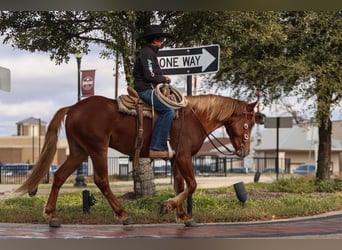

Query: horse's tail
[[16, 106, 70, 195]]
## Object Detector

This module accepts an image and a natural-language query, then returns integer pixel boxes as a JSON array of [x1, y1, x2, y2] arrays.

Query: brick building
[[0, 117, 68, 165]]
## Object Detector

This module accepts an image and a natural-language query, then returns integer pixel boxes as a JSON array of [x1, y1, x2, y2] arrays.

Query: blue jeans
[[138, 88, 175, 151]]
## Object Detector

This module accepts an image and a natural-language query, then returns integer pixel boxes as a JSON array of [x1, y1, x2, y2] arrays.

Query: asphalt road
[[0, 210, 341, 239]]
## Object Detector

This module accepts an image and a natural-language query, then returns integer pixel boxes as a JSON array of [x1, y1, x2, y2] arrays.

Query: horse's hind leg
[[44, 154, 84, 227], [91, 154, 134, 225]]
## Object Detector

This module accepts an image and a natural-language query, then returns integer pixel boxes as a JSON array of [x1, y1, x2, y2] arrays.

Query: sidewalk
[[0, 174, 275, 199]]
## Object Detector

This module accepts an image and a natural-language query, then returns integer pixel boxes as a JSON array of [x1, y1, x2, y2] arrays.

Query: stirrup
[[166, 140, 174, 158]]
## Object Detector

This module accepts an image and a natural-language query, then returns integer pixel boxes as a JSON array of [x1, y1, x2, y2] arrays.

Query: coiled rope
[[154, 83, 188, 109]]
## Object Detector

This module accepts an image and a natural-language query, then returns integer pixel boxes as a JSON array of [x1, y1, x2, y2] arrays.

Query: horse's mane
[[186, 94, 246, 122]]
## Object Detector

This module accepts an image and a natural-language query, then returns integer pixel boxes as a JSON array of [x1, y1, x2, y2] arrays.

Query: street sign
[[157, 44, 220, 75], [0, 66, 11, 92], [263, 116, 293, 180], [264, 117, 293, 128]]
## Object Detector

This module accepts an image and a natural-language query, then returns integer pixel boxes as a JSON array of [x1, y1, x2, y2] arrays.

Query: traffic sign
[[264, 117, 293, 128], [157, 44, 220, 75], [0, 66, 11, 92]]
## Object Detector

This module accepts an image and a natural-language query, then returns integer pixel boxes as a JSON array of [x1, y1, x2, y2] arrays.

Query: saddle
[[117, 87, 179, 170], [117, 86, 178, 118], [117, 87, 153, 118]]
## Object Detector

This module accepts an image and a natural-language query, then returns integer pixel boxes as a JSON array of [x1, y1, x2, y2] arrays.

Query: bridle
[[189, 105, 253, 156], [241, 110, 254, 143]]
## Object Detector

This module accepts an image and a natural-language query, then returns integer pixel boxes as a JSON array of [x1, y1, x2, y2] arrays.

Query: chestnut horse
[[17, 94, 257, 227]]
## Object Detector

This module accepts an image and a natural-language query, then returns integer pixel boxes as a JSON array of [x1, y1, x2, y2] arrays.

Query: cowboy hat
[[136, 24, 173, 40]]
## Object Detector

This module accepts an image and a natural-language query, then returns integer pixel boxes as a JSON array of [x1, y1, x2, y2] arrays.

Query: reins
[[188, 105, 236, 156]]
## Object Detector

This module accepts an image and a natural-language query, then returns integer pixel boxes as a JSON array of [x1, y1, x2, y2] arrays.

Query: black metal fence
[[0, 156, 290, 184], [0, 163, 33, 184]]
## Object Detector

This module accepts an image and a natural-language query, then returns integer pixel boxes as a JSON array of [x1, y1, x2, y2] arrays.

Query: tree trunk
[[133, 157, 156, 197], [316, 115, 332, 180]]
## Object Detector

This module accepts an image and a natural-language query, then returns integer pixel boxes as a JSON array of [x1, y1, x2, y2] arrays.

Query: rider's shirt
[[133, 44, 168, 92]]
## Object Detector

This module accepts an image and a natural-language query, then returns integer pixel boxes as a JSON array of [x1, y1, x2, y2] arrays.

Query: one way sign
[[157, 44, 220, 75]]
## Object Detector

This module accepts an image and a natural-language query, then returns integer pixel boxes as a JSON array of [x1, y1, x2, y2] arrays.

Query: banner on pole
[[81, 69, 95, 97]]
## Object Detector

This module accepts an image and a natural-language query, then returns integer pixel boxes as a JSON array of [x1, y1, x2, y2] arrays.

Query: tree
[[2, 11, 340, 183], [170, 11, 341, 180], [0, 11, 170, 195], [272, 11, 341, 179], [0, 11, 156, 84]]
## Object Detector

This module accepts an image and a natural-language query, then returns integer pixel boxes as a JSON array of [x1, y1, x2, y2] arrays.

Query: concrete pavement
[[0, 174, 275, 199]]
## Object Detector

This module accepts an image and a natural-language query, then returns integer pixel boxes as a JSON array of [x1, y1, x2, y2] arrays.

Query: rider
[[133, 24, 175, 159]]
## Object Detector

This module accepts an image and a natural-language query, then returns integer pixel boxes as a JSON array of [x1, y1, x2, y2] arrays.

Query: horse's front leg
[[173, 164, 185, 194], [159, 163, 197, 226]]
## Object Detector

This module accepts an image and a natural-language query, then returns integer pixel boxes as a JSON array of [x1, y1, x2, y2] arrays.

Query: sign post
[[264, 117, 293, 179], [158, 45, 220, 216]]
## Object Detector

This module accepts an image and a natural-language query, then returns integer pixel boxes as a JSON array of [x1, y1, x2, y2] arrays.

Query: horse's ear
[[247, 100, 258, 112]]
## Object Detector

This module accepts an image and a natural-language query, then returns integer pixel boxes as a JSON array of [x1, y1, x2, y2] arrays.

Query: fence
[[0, 163, 34, 184], [0, 156, 290, 184]]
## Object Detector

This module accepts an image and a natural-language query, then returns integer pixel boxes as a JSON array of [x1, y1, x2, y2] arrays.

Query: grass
[[0, 175, 342, 225]]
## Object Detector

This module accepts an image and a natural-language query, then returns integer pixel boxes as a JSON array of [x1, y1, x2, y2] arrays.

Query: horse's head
[[225, 101, 258, 158]]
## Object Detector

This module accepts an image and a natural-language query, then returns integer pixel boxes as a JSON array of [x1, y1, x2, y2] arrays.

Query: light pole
[[75, 51, 83, 102], [74, 50, 87, 187]]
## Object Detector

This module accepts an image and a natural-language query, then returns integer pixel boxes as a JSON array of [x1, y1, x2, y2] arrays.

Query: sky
[[0, 40, 341, 137], [0, 41, 128, 136]]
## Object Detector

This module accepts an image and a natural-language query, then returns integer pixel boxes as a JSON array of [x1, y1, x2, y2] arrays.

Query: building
[[0, 117, 68, 165], [252, 122, 342, 175], [196, 121, 342, 175], [1, 117, 341, 176]]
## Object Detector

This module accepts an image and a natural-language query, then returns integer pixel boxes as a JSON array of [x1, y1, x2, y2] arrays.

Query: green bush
[[267, 176, 342, 193], [316, 179, 342, 192], [268, 176, 316, 193]]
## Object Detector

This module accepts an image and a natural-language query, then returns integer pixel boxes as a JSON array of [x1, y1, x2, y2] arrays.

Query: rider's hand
[[165, 77, 171, 84]]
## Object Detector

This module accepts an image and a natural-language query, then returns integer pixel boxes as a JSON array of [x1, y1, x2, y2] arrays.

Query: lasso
[[154, 83, 188, 109]]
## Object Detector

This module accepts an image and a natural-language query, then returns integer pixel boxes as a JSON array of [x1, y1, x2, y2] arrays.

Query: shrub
[[316, 179, 342, 192], [268, 176, 316, 193]]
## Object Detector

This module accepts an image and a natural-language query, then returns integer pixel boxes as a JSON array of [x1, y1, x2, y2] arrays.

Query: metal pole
[[38, 118, 41, 156], [32, 125, 34, 163], [276, 117, 280, 180], [186, 75, 193, 216], [115, 51, 119, 99], [74, 52, 87, 187], [77, 56, 81, 102], [186, 75, 192, 96]]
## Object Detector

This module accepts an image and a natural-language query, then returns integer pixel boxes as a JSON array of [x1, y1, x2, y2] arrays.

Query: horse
[[16, 94, 257, 227]]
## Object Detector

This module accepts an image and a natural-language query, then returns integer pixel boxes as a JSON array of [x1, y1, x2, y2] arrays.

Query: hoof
[[158, 203, 169, 217], [185, 220, 198, 227], [49, 218, 61, 228], [29, 188, 38, 197], [122, 217, 135, 226]]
